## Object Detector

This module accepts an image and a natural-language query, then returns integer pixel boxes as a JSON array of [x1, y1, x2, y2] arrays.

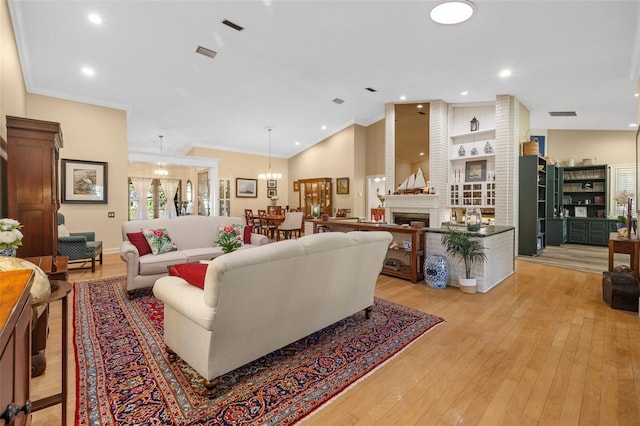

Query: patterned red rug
[[74, 276, 445, 425]]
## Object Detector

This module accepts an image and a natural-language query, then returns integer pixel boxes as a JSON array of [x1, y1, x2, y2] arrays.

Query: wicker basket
[[522, 141, 539, 156]]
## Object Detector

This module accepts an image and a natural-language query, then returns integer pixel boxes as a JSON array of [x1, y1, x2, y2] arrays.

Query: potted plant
[[441, 226, 487, 293]]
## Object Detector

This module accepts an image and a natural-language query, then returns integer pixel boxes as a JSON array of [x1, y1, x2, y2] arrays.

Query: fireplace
[[393, 212, 430, 227]]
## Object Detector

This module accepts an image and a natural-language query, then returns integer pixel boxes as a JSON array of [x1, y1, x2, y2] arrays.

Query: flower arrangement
[[270, 195, 279, 202], [217, 225, 242, 254], [615, 190, 634, 206], [377, 194, 385, 207], [0, 218, 23, 253]]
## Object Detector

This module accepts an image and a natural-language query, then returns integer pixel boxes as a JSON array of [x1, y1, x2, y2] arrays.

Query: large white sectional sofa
[[153, 230, 392, 394], [120, 215, 268, 297]]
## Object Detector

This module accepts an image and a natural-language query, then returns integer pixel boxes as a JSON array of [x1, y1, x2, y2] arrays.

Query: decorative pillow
[[127, 231, 152, 256], [58, 224, 70, 237], [244, 225, 253, 244], [142, 228, 177, 255], [168, 263, 208, 290]]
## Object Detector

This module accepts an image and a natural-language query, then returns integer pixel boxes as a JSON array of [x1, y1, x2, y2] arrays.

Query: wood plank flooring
[[31, 253, 639, 425]]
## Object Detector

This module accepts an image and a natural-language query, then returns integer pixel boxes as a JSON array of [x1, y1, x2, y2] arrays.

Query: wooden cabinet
[[312, 220, 426, 283], [0, 270, 34, 426], [6, 116, 63, 257], [519, 155, 546, 255], [567, 218, 613, 246], [298, 178, 332, 219], [561, 165, 608, 219]]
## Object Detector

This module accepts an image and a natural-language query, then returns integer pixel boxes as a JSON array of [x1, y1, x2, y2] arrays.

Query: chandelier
[[258, 127, 282, 180], [154, 135, 168, 176]]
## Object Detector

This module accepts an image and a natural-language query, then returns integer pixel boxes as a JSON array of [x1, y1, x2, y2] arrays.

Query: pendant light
[[154, 135, 168, 176], [258, 127, 282, 180]]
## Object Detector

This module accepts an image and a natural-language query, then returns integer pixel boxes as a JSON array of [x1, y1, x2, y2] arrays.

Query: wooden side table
[[31, 280, 72, 426], [24, 255, 68, 281], [608, 236, 640, 277]]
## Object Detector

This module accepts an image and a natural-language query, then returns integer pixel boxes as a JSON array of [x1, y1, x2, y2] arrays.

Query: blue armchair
[[57, 213, 103, 272]]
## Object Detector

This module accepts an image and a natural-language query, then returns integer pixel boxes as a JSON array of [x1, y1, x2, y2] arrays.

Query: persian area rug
[[74, 276, 445, 425]]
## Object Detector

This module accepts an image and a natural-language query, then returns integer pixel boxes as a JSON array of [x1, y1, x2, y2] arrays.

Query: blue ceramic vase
[[424, 254, 449, 289]]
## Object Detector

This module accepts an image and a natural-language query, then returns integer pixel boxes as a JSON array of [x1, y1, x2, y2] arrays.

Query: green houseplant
[[441, 226, 487, 293]]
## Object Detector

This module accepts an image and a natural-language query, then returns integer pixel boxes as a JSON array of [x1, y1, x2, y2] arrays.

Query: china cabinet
[[298, 178, 332, 219]]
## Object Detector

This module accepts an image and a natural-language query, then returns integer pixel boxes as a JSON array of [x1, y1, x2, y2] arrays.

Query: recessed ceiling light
[[81, 66, 95, 77], [88, 13, 102, 25], [629, 123, 638, 127], [321, 125, 327, 130], [499, 69, 512, 78], [295, 141, 300, 145], [635, 93, 639, 97], [430, 0, 476, 25], [419, 152, 425, 156], [399, 95, 407, 100], [417, 104, 423, 109], [460, 91, 468, 95]]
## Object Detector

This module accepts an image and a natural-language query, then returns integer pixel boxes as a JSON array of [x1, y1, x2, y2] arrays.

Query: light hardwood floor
[[31, 253, 640, 425]]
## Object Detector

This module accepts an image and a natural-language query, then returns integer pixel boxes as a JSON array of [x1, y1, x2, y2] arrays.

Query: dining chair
[[244, 209, 262, 234], [258, 209, 277, 239], [278, 211, 304, 240]]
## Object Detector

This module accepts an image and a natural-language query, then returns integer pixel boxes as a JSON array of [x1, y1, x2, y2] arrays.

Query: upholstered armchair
[[57, 213, 103, 272], [278, 211, 304, 240]]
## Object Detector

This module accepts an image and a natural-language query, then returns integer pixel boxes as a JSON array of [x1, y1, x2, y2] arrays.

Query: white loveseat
[[120, 215, 268, 297], [153, 230, 392, 393]]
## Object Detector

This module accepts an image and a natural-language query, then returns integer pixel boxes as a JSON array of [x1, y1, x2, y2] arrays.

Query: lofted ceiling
[[8, 0, 640, 160]]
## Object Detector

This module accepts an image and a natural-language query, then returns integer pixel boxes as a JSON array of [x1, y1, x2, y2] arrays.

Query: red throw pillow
[[244, 225, 253, 244], [168, 263, 208, 290], [127, 232, 152, 256]]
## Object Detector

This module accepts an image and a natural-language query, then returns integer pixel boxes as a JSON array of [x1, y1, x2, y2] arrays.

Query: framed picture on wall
[[61, 158, 108, 203], [465, 160, 486, 182], [336, 177, 349, 194], [267, 189, 277, 198], [293, 181, 299, 192], [267, 179, 277, 188], [236, 178, 258, 198]]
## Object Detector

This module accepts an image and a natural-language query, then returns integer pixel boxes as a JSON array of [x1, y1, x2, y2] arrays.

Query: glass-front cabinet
[[298, 177, 332, 218]]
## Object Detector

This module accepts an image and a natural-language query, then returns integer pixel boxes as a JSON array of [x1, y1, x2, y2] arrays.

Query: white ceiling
[[9, 0, 640, 159]]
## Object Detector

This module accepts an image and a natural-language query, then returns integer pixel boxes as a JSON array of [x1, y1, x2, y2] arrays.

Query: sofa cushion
[[142, 228, 178, 255], [168, 263, 208, 290], [127, 231, 152, 256], [139, 251, 187, 275]]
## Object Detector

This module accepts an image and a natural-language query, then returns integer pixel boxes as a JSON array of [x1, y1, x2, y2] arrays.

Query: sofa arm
[[153, 276, 215, 330], [71, 231, 95, 242], [120, 240, 141, 288], [250, 233, 268, 246]]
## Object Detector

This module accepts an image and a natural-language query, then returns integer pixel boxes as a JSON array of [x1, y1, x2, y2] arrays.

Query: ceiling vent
[[549, 111, 577, 117], [365, 87, 378, 92], [195, 45, 217, 59], [332, 98, 344, 104], [222, 19, 244, 31]]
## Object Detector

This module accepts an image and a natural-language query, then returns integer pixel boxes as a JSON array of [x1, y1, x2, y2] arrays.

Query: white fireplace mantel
[[383, 194, 449, 227]]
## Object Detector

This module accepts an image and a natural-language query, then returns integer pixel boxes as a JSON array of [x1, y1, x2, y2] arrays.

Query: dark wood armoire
[[6, 116, 63, 257]]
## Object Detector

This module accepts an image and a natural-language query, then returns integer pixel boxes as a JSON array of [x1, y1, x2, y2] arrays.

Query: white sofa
[[153, 230, 392, 393], [120, 215, 268, 297]]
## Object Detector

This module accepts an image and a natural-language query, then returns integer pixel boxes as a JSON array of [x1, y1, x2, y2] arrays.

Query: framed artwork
[[61, 158, 108, 203], [575, 206, 587, 217], [293, 181, 299, 192], [267, 189, 277, 198], [336, 177, 349, 194], [465, 160, 486, 182], [267, 179, 277, 189], [236, 178, 258, 198]]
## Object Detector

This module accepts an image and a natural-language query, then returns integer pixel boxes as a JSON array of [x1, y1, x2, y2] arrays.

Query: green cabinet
[[566, 218, 616, 246], [547, 218, 567, 246], [519, 155, 546, 255]]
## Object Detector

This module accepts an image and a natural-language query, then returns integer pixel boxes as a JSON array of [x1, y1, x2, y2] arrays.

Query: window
[[610, 164, 636, 217], [219, 179, 231, 216], [128, 178, 181, 220]]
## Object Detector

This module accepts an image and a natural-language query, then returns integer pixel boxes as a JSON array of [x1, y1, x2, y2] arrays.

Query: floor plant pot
[[458, 276, 477, 293]]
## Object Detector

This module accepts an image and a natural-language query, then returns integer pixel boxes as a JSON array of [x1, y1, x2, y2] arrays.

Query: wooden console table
[[312, 220, 426, 283], [31, 280, 72, 426], [24, 255, 68, 281], [608, 235, 640, 277]]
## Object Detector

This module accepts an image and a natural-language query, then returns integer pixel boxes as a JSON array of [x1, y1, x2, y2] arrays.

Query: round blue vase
[[424, 255, 449, 289]]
